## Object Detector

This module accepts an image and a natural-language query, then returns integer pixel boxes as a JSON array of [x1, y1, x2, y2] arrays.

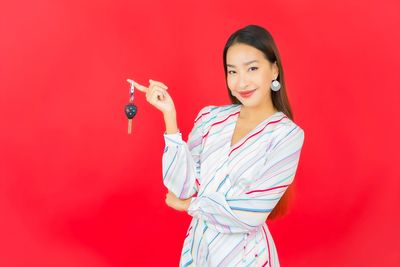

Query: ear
[[273, 61, 279, 79]]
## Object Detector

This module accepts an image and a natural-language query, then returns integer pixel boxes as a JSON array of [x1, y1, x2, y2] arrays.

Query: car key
[[125, 80, 137, 134]]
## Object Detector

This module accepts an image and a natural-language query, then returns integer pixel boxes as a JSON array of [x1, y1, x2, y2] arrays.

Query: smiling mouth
[[237, 89, 257, 97], [238, 89, 256, 94]]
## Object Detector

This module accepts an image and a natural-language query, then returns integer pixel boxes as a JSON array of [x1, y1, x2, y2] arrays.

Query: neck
[[239, 101, 278, 122]]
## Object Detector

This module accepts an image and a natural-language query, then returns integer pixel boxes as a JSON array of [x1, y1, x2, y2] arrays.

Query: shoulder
[[272, 114, 305, 148]]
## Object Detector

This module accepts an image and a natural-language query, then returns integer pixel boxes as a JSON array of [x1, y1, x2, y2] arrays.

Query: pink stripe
[[245, 184, 290, 195], [228, 116, 287, 157], [185, 226, 192, 238], [194, 111, 210, 123], [188, 136, 202, 150], [202, 111, 240, 141]]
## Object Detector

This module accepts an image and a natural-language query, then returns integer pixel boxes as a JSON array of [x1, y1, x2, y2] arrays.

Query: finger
[[146, 86, 158, 103], [149, 83, 167, 94], [149, 79, 168, 90], [149, 79, 168, 89], [148, 85, 166, 100], [158, 88, 167, 100], [127, 78, 148, 93], [148, 84, 167, 101], [149, 88, 165, 103]]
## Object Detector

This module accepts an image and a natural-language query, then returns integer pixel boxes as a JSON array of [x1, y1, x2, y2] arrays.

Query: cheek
[[226, 77, 236, 89], [258, 73, 273, 87]]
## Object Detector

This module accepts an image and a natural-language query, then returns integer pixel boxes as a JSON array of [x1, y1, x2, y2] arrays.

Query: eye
[[227, 70, 236, 75], [249, 66, 258, 71]]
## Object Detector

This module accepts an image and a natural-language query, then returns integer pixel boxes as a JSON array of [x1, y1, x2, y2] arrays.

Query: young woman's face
[[226, 43, 278, 108]]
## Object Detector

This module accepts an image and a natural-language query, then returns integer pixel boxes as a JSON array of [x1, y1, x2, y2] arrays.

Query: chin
[[240, 99, 261, 107]]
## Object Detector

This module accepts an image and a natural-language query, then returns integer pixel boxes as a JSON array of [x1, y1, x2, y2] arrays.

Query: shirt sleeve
[[187, 124, 305, 233], [162, 105, 212, 199]]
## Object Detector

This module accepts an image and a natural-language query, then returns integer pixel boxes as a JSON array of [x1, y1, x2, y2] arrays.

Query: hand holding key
[[127, 79, 176, 116]]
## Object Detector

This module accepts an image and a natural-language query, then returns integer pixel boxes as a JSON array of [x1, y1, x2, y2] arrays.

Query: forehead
[[226, 43, 265, 64]]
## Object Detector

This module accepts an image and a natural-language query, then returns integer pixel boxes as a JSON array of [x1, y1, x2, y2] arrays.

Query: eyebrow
[[226, 60, 259, 68]]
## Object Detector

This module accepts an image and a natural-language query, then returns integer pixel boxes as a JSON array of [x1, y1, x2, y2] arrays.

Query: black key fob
[[125, 103, 137, 119]]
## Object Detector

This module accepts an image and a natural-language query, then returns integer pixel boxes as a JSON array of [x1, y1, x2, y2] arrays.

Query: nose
[[238, 73, 249, 90]]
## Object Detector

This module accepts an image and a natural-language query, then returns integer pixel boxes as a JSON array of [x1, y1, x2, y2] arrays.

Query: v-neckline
[[229, 104, 282, 150]]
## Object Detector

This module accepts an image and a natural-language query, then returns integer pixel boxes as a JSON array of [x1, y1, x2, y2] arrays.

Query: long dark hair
[[223, 25, 295, 220]]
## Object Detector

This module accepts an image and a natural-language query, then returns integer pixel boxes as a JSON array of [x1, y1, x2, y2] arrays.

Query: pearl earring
[[271, 78, 281, 91]]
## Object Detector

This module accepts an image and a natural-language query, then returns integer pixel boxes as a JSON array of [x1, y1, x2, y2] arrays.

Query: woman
[[132, 24, 305, 267]]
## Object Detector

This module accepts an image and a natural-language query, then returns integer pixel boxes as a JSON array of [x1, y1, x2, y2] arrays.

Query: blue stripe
[[182, 259, 193, 267], [182, 248, 190, 255], [216, 174, 229, 192], [206, 232, 220, 261], [190, 219, 199, 256], [230, 206, 272, 212], [199, 114, 217, 128], [165, 135, 183, 145], [219, 104, 238, 113], [163, 149, 178, 180], [245, 244, 267, 266], [209, 232, 219, 246], [246, 258, 255, 266], [199, 105, 238, 132], [209, 121, 236, 138], [199, 158, 229, 197], [195, 225, 208, 263], [229, 130, 274, 163], [271, 125, 298, 150], [202, 196, 253, 227]]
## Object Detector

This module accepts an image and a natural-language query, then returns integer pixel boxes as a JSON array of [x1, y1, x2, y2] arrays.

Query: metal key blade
[[128, 119, 132, 134]]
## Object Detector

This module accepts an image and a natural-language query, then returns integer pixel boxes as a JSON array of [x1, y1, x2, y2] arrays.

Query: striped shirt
[[162, 104, 305, 267]]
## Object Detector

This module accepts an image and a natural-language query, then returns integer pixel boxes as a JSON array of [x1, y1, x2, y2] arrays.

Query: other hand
[[165, 190, 192, 212]]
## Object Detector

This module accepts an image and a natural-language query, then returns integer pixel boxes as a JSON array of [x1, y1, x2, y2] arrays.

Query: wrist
[[164, 112, 179, 134], [163, 110, 176, 119], [184, 197, 192, 211]]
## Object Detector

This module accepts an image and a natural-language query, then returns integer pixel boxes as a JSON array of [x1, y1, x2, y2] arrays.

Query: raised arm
[[162, 106, 212, 199]]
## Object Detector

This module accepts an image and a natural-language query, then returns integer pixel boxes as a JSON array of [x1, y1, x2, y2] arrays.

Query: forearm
[[162, 106, 209, 199], [165, 191, 192, 212], [162, 137, 198, 199], [163, 111, 179, 134], [162, 110, 198, 199]]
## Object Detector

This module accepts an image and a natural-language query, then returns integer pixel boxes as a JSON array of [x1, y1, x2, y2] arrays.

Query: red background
[[1, 0, 399, 266]]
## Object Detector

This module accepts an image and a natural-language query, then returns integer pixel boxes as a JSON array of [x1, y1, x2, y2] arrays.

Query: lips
[[238, 89, 256, 98]]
